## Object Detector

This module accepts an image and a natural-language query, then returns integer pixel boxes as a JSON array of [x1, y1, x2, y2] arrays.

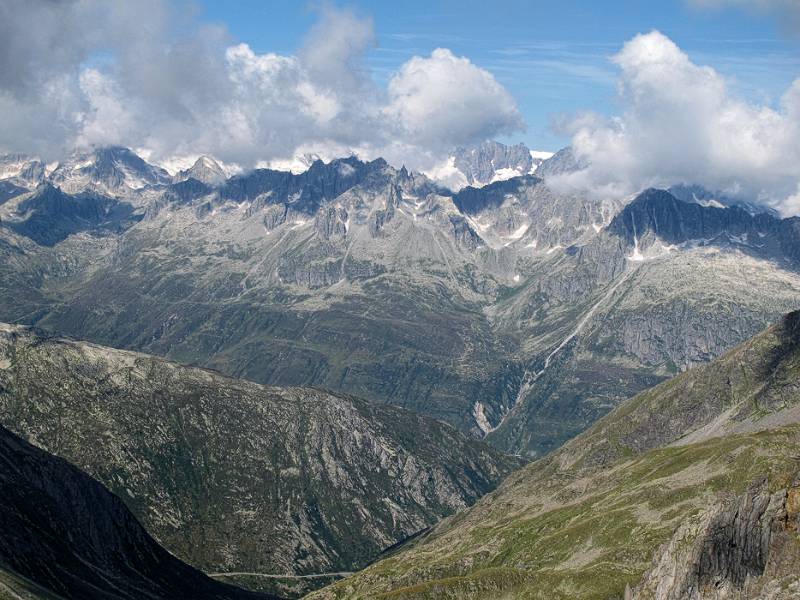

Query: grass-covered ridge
[[312, 426, 800, 599], [310, 312, 800, 599]]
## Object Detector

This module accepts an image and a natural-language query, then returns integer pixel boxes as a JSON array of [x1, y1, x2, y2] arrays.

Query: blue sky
[[197, 0, 800, 151]]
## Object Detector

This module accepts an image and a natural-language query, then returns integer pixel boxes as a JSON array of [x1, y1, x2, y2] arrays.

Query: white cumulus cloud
[[559, 31, 800, 214], [384, 48, 524, 151]]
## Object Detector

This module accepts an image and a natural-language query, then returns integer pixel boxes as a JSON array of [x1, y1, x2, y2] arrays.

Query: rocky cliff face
[[218, 157, 391, 211], [0, 423, 275, 600], [667, 183, 780, 217], [174, 156, 228, 186], [452, 141, 536, 186], [553, 310, 800, 470], [532, 146, 586, 179], [632, 477, 800, 600], [607, 188, 800, 265], [0, 323, 519, 598], [49, 146, 172, 194]]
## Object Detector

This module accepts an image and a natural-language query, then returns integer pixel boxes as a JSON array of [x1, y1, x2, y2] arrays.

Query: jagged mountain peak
[[594, 187, 800, 271], [49, 146, 171, 193], [420, 141, 552, 191], [219, 155, 402, 208], [306, 154, 378, 176], [195, 155, 218, 167], [174, 155, 227, 186], [0, 153, 47, 187], [606, 187, 795, 257], [453, 174, 542, 213], [453, 140, 535, 184], [436, 140, 553, 190]]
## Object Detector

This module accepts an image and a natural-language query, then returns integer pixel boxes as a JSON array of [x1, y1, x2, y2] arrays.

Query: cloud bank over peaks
[[0, 1, 524, 174], [558, 30, 800, 215]]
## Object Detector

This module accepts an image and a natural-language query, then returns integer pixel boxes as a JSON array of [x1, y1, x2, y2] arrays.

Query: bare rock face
[[533, 146, 587, 179], [453, 141, 534, 185], [175, 156, 228, 186], [633, 477, 800, 600], [49, 146, 172, 194], [314, 205, 349, 240]]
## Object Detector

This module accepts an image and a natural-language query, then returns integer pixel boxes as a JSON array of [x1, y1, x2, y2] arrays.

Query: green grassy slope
[[310, 312, 800, 599]]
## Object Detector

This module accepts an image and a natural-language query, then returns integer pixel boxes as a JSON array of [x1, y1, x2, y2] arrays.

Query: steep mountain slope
[[0, 323, 519, 598], [607, 188, 800, 265], [483, 189, 800, 455], [3, 184, 140, 246], [1, 147, 799, 457], [310, 311, 800, 599], [531, 146, 586, 179], [0, 423, 275, 600], [667, 183, 781, 217]]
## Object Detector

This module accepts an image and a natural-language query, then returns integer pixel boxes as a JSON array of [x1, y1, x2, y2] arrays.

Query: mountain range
[[0, 138, 799, 598], [1, 142, 799, 461]]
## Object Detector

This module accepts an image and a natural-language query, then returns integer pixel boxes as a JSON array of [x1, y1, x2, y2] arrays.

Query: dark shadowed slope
[[0, 423, 277, 600]]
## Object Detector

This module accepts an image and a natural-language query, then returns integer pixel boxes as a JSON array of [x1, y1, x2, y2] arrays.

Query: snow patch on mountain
[[530, 150, 555, 161]]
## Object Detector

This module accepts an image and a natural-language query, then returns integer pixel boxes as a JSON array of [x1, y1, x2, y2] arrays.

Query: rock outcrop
[[453, 141, 535, 185], [633, 477, 800, 600]]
